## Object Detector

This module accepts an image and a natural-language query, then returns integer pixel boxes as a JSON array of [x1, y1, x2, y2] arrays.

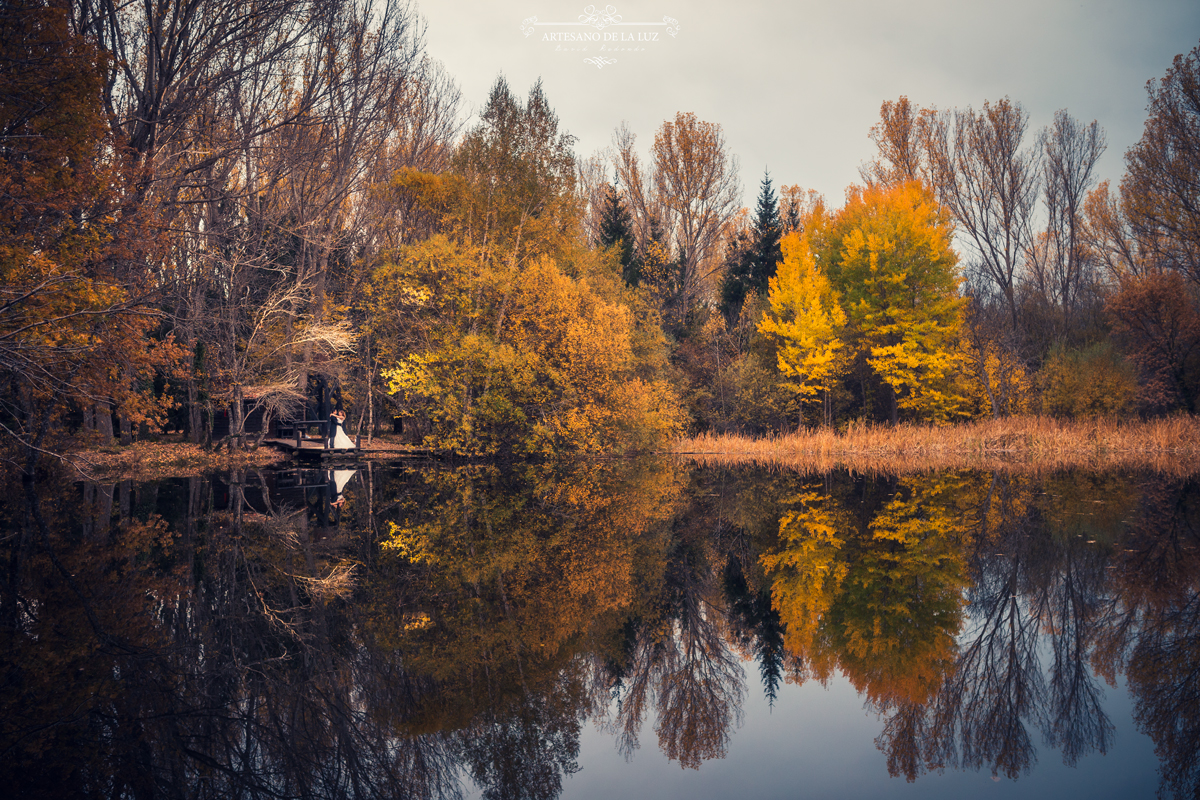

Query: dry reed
[[672, 415, 1200, 476]]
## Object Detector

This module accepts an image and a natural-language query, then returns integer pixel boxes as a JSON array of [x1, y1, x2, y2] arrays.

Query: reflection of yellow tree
[[835, 475, 969, 706], [760, 487, 850, 675], [762, 475, 970, 706], [370, 459, 682, 727]]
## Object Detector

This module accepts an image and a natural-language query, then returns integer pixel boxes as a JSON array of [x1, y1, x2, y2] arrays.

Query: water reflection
[[0, 462, 1198, 798]]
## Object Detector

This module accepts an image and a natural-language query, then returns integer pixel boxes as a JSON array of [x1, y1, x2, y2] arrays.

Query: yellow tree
[[817, 181, 967, 423], [376, 81, 681, 456], [756, 232, 847, 427]]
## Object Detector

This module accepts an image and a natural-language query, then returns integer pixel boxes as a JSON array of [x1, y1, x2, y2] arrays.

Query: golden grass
[[671, 415, 1200, 476]]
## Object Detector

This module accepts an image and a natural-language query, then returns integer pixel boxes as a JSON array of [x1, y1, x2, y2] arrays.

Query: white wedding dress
[[330, 416, 356, 449]]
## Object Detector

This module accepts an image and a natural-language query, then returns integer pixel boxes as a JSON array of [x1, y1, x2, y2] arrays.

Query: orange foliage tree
[[1106, 270, 1200, 413], [0, 0, 179, 465], [1124, 42, 1200, 287]]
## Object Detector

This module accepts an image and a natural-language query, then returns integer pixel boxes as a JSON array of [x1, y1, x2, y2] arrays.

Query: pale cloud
[[417, 0, 1200, 206]]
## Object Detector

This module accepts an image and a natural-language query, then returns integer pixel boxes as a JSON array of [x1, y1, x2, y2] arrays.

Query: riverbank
[[52, 434, 423, 480], [62, 440, 286, 480], [672, 415, 1200, 475]]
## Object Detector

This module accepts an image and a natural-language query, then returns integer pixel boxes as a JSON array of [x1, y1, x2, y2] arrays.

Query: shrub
[[1040, 343, 1138, 418]]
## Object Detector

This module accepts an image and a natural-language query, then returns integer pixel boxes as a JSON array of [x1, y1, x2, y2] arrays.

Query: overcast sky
[[416, 0, 1200, 208]]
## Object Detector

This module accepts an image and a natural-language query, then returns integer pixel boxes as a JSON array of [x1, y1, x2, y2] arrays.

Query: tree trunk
[[95, 402, 114, 441], [231, 385, 244, 451], [187, 370, 201, 443], [366, 332, 374, 446]]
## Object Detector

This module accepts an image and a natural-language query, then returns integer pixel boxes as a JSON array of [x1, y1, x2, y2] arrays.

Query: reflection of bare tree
[[458, 671, 583, 800], [877, 545, 1045, 781], [1043, 541, 1114, 766], [1128, 588, 1200, 800], [0, 472, 468, 800], [603, 537, 745, 770], [1119, 478, 1200, 800], [957, 559, 1046, 780], [876, 472, 1125, 781], [654, 610, 746, 768]]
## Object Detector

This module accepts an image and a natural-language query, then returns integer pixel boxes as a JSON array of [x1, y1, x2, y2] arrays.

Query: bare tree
[[576, 151, 610, 247], [926, 99, 1041, 331], [611, 114, 741, 312], [652, 113, 742, 305], [610, 121, 660, 259], [72, 0, 333, 190], [77, 0, 459, 441], [1028, 110, 1106, 326], [1083, 180, 1159, 282]]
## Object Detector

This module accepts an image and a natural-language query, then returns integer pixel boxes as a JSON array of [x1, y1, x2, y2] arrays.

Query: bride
[[329, 409, 356, 449]]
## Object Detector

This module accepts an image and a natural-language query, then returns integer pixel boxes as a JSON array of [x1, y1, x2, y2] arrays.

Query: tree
[[756, 233, 847, 428], [816, 182, 966, 423], [1028, 110, 1106, 327], [447, 76, 579, 265], [750, 172, 784, 294], [1106, 270, 1200, 413], [72, 0, 454, 444], [859, 96, 932, 188], [652, 113, 741, 306], [378, 82, 681, 456], [717, 219, 755, 328], [597, 183, 636, 285], [611, 113, 741, 319], [720, 170, 783, 324], [1123, 41, 1200, 287], [0, 0, 179, 464], [779, 185, 826, 236], [959, 298, 1032, 418], [927, 99, 1041, 332], [1083, 180, 1158, 281]]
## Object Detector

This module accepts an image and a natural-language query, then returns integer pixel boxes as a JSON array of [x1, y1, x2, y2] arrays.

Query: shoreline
[[16, 416, 1200, 480], [671, 415, 1200, 475], [43, 435, 425, 481]]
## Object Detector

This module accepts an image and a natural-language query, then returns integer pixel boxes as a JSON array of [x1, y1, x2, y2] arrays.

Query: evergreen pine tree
[[598, 182, 636, 284], [719, 169, 783, 325], [750, 170, 783, 296], [718, 229, 755, 326]]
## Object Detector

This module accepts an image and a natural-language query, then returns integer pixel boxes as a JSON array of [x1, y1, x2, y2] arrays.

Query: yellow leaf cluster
[[757, 233, 848, 406]]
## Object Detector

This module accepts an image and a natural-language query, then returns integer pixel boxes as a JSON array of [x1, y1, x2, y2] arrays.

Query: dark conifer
[[598, 182, 636, 284], [718, 229, 755, 326], [750, 169, 783, 296], [719, 169, 783, 326]]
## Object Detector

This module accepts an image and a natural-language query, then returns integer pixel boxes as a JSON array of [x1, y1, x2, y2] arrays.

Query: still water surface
[[1, 460, 1196, 798]]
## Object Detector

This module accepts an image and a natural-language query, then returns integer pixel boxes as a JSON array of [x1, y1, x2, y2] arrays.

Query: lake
[[1, 459, 1195, 799]]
